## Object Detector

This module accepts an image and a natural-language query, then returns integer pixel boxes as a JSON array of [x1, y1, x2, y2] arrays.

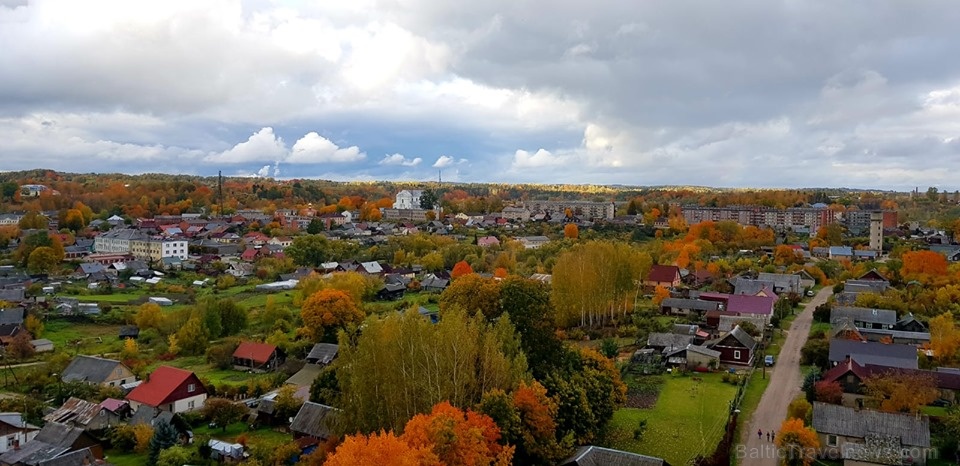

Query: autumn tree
[[335, 308, 527, 433], [815, 223, 844, 246], [439, 274, 502, 319], [774, 418, 820, 466], [787, 396, 813, 425], [451, 260, 474, 279], [26, 246, 60, 274], [285, 234, 331, 267], [563, 223, 579, 239], [929, 312, 960, 364], [61, 208, 86, 232], [6, 332, 35, 360], [135, 302, 165, 331], [813, 381, 843, 405], [652, 285, 670, 307], [551, 241, 651, 327], [863, 371, 938, 413], [300, 289, 364, 342], [498, 277, 564, 378], [24, 315, 43, 338], [201, 398, 248, 432], [401, 401, 514, 466], [175, 317, 210, 356], [510, 381, 570, 464], [325, 430, 439, 466], [901, 250, 948, 278], [774, 245, 804, 266], [273, 384, 305, 423]]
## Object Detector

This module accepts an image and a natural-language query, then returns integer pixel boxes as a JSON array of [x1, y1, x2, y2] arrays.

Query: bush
[[800, 338, 830, 369], [812, 303, 832, 323], [109, 425, 137, 452]]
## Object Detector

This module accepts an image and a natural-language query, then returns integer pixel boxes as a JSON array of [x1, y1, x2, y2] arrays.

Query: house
[[559, 445, 670, 466], [857, 269, 889, 282], [0, 413, 39, 455], [60, 356, 135, 388], [828, 246, 853, 260], [515, 236, 550, 250], [756, 272, 803, 295], [659, 298, 720, 317], [731, 278, 778, 298], [894, 313, 926, 332], [830, 307, 897, 330], [0, 422, 103, 466], [0, 309, 24, 326], [646, 333, 694, 354], [820, 357, 960, 405], [717, 314, 768, 333], [256, 385, 310, 426], [828, 340, 918, 369], [290, 402, 337, 441], [707, 325, 757, 366], [126, 366, 207, 413], [793, 269, 817, 289], [477, 236, 500, 248], [645, 265, 681, 289], [43, 397, 129, 431], [843, 279, 889, 294], [358, 261, 384, 276], [376, 283, 406, 301], [232, 342, 285, 372], [118, 326, 139, 340], [393, 190, 423, 209], [421, 274, 450, 293], [811, 402, 930, 466], [29, 340, 53, 353], [724, 294, 775, 321], [663, 344, 721, 371]]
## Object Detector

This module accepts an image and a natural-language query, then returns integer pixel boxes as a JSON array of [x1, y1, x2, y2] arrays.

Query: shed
[[31, 339, 54, 353], [148, 297, 173, 306]]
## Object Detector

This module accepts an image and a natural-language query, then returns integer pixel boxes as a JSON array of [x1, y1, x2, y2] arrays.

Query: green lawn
[[143, 356, 276, 387], [75, 293, 143, 303], [733, 371, 771, 456], [43, 320, 124, 354], [234, 291, 296, 308], [921, 405, 949, 418], [102, 450, 144, 466], [606, 372, 738, 466]]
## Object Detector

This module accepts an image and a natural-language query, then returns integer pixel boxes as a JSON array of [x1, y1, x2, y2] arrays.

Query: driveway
[[737, 287, 831, 466]]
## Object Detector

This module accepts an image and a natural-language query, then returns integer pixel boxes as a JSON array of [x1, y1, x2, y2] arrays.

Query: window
[[187, 383, 195, 393], [734, 350, 741, 360], [6, 436, 15, 448], [827, 435, 838, 447], [187, 400, 195, 409]]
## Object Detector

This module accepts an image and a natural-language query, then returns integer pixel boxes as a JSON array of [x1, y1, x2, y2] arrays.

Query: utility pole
[[217, 170, 223, 219]]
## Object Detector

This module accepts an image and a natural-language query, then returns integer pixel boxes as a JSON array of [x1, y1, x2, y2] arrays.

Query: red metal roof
[[126, 366, 200, 407], [727, 294, 775, 316], [648, 265, 680, 283], [233, 341, 278, 364]]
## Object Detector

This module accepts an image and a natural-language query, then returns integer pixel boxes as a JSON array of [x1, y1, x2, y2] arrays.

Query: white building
[[393, 190, 423, 209], [95, 228, 187, 261]]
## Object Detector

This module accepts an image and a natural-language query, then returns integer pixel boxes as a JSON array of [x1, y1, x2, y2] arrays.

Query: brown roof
[[233, 341, 278, 364], [648, 265, 680, 283]]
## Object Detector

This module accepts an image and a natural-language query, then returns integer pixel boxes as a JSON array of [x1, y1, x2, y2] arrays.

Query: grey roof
[[733, 278, 777, 296], [43, 397, 102, 427], [830, 307, 897, 326], [685, 344, 721, 359], [560, 445, 669, 466], [129, 405, 175, 428], [290, 402, 336, 439], [812, 402, 929, 447], [77, 263, 106, 275], [0, 307, 25, 325], [37, 447, 96, 466], [828, 340, 917, 369], [756, 273, 802, 291], [715, 326, 757, 351], [671, 324, 698, 336], [285, 364, 324, 387], [844, 280, 889, 294], [306, 343, 339, 365], [0, 288, 25, 302], [0, 422, 87, 466], [857, 328, 931, 342], [61, 355, 125, 384], [660, 298, 720, 312], [646, 333, 694, 352]]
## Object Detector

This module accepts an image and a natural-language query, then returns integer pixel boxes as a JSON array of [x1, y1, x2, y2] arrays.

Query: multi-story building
[[522, 200, 615, 220], [845, 210, 898, 235], [381, 208, 430, 221], [94, 228, 187, 261], [500, 207, 531, 222], [680, 206, 835, 233]]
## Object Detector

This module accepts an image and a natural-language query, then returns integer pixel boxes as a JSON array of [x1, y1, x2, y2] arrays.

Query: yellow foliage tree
[[563, 223, 579, 239], [652, 285, 670, 306], [929, 312, 960, 364]]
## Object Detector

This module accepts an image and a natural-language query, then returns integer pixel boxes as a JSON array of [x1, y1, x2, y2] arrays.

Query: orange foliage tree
[[901, 250, 948, 278], [325, 430, 439, 466], [652, 285, 670, 306], [863, 371, 938, 413], [563, 223, 579, 239], [930, 312, 960, 364], [451, 260, 474, 279], [401, 402, 514, 466], [813, 380, 843, 404], [300, 289, 365, 341], [774, 418, 820, 466]]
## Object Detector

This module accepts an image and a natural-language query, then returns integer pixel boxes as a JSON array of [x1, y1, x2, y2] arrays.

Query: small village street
[[738, 287, 832, 466]]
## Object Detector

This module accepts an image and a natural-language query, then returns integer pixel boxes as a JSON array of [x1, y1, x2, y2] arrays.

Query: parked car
[[764, 355, 775, 366]]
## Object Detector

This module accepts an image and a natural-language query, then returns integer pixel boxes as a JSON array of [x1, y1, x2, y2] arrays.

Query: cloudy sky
[[2, 0, 960, 190]]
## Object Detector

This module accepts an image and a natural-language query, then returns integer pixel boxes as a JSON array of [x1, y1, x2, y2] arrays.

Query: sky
[[2, 0, 960, 190]]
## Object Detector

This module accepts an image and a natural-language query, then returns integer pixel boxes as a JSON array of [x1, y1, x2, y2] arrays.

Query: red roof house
[[126, 366, 207, 413], [645, 265, 681, 289], [232, 341, 285, 372]]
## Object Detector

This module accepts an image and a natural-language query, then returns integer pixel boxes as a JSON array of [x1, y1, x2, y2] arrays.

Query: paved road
[[738, 288, 831, 466]]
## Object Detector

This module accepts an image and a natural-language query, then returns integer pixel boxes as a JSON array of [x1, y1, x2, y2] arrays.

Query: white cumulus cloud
[[379, 153, 422, 166], [287, 132, 365, 164], [432, 155, 454, 168], [205, 127, 286, 164]]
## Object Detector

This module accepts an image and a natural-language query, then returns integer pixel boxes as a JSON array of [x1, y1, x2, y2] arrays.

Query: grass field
[[607, 372, 738, 465], [43, 320, 125, 355], [143, 355, 278, 388]]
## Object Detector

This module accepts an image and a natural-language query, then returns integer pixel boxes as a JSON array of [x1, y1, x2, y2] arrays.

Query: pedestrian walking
[[757, 429, 762, 439], [766, 432, 771, 442]]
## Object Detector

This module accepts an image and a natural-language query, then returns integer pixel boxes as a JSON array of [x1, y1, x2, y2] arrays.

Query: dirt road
[[737, 287, 831, 466]]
